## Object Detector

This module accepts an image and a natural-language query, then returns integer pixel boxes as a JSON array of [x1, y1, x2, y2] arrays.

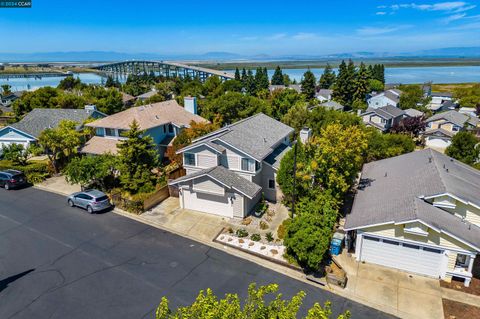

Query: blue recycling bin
[[330, 238, 343, 256]]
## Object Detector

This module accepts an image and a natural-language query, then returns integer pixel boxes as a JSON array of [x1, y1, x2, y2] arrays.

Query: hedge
[[0, 160, 51, 184]]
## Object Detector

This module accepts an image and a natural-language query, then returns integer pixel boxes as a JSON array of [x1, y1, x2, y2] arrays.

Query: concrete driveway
[[335, 252, 444, 319], [142, 197, 228, 242]]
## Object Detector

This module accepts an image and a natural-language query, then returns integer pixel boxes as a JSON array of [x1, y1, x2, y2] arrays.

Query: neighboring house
[[320, 100, 344, 111], [316, 89, 333, 102], [404, 108, 424, 118], [424, 110, 479, 151], [268, 84, 302, 94], [367, 89, 402, 109], [429, 100, 456, 114], [81, 98, 208, 158], [169, 113, 294, 218], [0, 106, 105, 150], [0, 91, 24, 107], [136, 90, 157, 102], [459, 107, 477, 118], [345, 149, 480, 287], [361, 105, 405, 132], [121, 92, 136, 107]]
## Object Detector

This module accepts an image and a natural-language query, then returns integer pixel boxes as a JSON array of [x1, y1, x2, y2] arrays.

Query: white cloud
[[267, 33, 287, 40], [388, 2, 476, 12], [240, 36, 258, 41], [356, 25, 410, 36], [442, 13, 467, 23], [292, 32, 317, 40], [376, 11, 387, 15]]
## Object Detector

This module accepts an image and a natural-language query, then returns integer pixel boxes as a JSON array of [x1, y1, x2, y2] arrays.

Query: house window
[[168, 124, 173, 133], [268, 179, 275, 189], [163, 125, 167, 133], [105, 128, 116, 137], [456, 254, 469, 267], [383, 239, 399, 245], [241, 158, 254, 172], [403, 243, 420, 250], [452, 126, 459, 132], [184, 153, 196, 166], [118, 129, 127, 137], [255, 161, 261, 171]]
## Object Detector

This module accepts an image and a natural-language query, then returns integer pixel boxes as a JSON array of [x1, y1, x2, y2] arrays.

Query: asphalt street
[[0, 187, 394, 319]]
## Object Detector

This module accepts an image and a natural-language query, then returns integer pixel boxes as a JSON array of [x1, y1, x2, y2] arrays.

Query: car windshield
[[95, 195, 109, 202]]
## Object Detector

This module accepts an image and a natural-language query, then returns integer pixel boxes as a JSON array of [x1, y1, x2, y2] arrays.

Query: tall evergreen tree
[[245, 70, 256, 95], [332, 60, 356, 107], [318, 63, 336, 89], [353, 63, 370, 103], [271, 66, 284, 85], [234, 67, 241, 81], [241, 68, 247, 85], [300, 70, 317, 100]]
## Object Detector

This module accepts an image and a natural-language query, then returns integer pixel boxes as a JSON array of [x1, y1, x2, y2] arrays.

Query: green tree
[[398, 85, 430, 110], [202, 92, 270, 125], [270, 87, 303, 120], [301, 70, 316, 100], [1, 143, 30, 166], [234, 67, 241, 81], [271, 66, 284, 85], [55, 93, 86, 109], [155, 81, 175, 100], [155, 283, 350, 319], [254, 67, 269, 92], [1, 84, 12, 96], [281, 102, 310, 134], [64, 154, 118, 190], [12, 86, 59, 116], [276, 141, 307, 203], [283, 73, 292, 86], [245, 70, 256, 95], [57, 76, 82, 91], [365, 129, 415, 162], [353, 63, 370, 104], [368, 79, 384, 92], [445, 131, 480, 166], [318, 64, 336, 89], [284, 192, 339, 270], [117, 120, 159, 194], [38, 120, 82, 173], [453, 83, 480, 107], [332, 60, 356, 108]]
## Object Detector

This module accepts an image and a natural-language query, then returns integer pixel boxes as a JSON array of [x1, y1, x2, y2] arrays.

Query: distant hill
[[1, 46, 480, 63]]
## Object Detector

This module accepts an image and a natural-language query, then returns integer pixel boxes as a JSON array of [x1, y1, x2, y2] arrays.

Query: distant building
[[361, 105, 405, 132], [367, 89, 402, 109], [320, 100, 344, 111], [427, 92, 454, 112], [315, 89, 333, 102], [268, 84, 302, 94]]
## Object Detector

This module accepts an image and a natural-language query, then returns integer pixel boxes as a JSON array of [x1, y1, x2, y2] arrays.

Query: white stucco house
[[367, 89, 402, 109], [169, 113, 294, 218], [345, 149, 480, 286]]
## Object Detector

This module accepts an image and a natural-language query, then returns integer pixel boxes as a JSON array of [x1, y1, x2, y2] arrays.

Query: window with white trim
[[241, 158, 254, 172], [184, 153, 196, 166], [105, 128, 116, 137]]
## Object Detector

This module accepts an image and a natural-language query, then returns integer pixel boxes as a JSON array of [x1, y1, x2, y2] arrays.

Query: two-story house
[[361, 105, 405, 132], [81, 98, 207, 158], [345, 149, 480, 286], [424, 110, 479, 151], [367, 89, 402, 109], [168, 113, 294, 218]]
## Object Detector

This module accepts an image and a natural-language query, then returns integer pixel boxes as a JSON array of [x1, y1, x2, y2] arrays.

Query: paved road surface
[[0, 187, 394, 319]]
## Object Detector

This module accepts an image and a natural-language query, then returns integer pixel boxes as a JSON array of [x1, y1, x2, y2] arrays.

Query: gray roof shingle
[[169, 166, 261, 198], [320, 100, 344, 111], [427, 110, 479, 127], [345, 149, 480, 249], [182, 113, 294, 161], [11, 108, 101, 138], [363, 105, 405, 120]]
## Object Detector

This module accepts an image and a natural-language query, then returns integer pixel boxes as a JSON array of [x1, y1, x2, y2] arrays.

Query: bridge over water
[[93, 61, 235, 82]]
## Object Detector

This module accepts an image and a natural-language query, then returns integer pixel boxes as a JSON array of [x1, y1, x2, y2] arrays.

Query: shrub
[[260, 221, 269, 230], [0, 160, 50, 184], [266, 232, 274, 242], [227, 227, 234, 234], [251, 233, 261, 241], [235, 228, 248, 238], [277, 219, 291, 240]]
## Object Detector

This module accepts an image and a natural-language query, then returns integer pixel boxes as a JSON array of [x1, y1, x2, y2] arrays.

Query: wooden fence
[[112, 166, 186, 214]]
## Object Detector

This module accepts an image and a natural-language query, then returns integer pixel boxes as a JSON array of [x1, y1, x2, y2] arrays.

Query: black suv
[[0, 170, 27, 190]]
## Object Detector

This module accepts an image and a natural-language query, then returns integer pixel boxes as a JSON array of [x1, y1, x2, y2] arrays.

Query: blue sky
[[1, 0, 479, 55]]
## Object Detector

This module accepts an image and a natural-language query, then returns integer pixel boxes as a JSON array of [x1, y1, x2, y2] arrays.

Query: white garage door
[[182, 189, 234, 218], [360, 235, 445, 278], [426, 137, 450, 150]]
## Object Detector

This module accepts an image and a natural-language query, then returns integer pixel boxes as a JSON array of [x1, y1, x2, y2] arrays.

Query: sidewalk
[[35, 175, 81, 196]]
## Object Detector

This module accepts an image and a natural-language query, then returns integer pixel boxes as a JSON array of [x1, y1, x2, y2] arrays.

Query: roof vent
[[155, 115, 159, 120], [443, 164, 446, 169], [446, 168, 449, 173], [428, 157, 432, 163], [263, 138, 267, 143], [384, 172, 387, 177]]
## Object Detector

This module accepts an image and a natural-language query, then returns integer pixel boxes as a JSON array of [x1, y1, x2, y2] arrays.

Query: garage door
[[360, 235, 445, 278], [425, 137, 450, 150], [182, 189, 234, 218]]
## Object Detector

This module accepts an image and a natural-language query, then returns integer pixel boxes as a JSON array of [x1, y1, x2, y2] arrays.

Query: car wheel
[[68, 199, 74, 207], [5, 183, 10, 190], [87, 206, 94, 214]]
